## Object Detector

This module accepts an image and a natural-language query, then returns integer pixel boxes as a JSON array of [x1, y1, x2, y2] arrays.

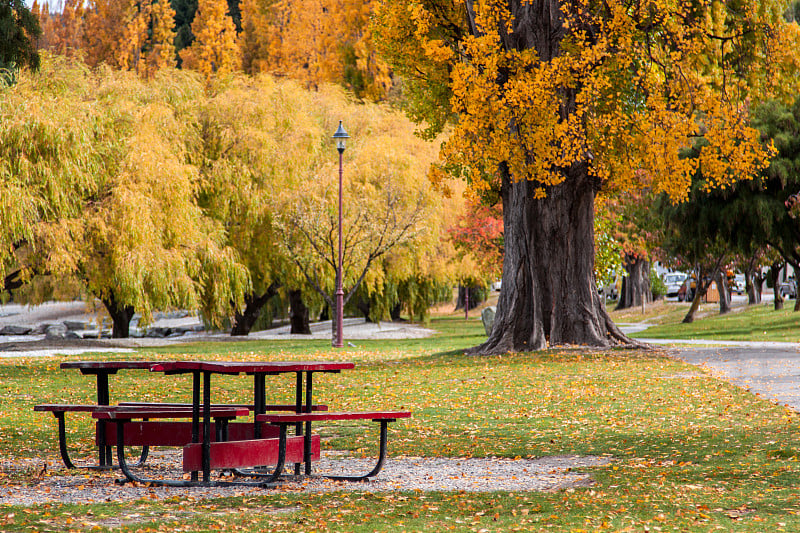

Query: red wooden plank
[[60, 361, 162, 371], [92, 407, 249, 419], [118, 401, 329, 412], [151, 361, 355, 374], [34, 404, 102, 413], [97, 422, 281, 446], [182, 435, 321, 472], [256, 411, 411, 423]]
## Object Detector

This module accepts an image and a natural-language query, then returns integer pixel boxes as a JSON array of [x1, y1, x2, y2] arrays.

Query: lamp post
[[332, 121, 349, 348]]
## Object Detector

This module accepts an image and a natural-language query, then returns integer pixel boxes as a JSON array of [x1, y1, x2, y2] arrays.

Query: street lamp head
[[332, 120, 350, 153]]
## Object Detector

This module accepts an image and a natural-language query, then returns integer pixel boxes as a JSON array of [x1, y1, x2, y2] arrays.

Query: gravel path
[[0, 452, 609, 506]]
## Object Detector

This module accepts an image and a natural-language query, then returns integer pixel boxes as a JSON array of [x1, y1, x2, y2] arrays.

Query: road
[[671, 344, 800, 411]]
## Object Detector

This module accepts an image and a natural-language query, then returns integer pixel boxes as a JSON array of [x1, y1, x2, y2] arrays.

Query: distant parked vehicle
[[662, 272, 688, 297], [732, 274, 746, 295], [780, 279, 797, 299]]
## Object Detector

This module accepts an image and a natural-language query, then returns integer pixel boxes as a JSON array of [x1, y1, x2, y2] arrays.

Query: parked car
[[662, 272, 688, 297], [732, 273, 746, 295], [780, 279, 797, 299]]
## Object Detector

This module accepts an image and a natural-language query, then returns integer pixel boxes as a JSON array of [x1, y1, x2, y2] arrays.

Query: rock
[[0, 325, 33, 335], [44, 324, 68, 339], [65, 331, 82, 339], [481, 306, 496, 336], [63, 320, 88, 331], [145, 327, 170, 338], [32, 323, 52, 335]]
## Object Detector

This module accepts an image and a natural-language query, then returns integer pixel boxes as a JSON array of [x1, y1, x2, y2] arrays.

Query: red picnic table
[[37, 360, 410, 488]]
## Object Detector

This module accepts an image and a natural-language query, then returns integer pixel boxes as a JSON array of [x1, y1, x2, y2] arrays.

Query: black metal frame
[[52, 411, 148, 470]]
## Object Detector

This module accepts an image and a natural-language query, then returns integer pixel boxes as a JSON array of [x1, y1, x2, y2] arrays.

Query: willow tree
[[374, 1, 800, 354], [196, 75, 327, 335], [273, 93, 441, 342], [2, 59, 248, 336], [82, 0, 177, 76]]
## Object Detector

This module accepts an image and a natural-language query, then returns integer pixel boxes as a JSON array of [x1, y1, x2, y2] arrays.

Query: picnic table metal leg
[[55, 412, 76, 469], [304, 372, 313, 475], [229, 422, 288, 484], [51, 411, 147, 470], [191, 370, 200, 482], [202, 371, 212, 483], [324, 420, 391, 481], [254, 373, 266, 438], [96, 372, 112, 467], [294, 372, 302, 476], [113, 418, 280, 488]]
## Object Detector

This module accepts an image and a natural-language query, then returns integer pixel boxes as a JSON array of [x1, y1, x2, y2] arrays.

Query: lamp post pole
[[332, 121, 349, 348]]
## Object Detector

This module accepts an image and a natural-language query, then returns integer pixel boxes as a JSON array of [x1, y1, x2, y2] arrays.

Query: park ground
[[1, 297, 800, 531]]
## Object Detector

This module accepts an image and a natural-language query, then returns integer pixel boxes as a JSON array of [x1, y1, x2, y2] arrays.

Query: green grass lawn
[[2, 314, 800, 531], [629, 301, 800, 342]]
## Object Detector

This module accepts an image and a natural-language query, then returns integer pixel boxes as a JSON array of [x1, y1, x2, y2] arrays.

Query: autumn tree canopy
[[0, 58, 248, 336], [179, 0, 240, 79], [240, 0, 392, 100], [374, 0, 800, 354]]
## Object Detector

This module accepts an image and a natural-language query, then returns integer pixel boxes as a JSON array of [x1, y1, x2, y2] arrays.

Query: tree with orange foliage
[[240, 0, 391, 100], [374, 1, 800, 354], [448, 198, 503, 282], [31, 0, 84, 58], [81, 0, 176, 77], [179, 0, 240, 80]]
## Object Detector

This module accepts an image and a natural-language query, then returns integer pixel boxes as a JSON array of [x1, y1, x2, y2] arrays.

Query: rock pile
[[0, 310, 204, 340]]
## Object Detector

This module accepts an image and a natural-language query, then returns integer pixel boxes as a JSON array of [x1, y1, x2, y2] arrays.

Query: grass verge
[[629, 301, 800, 342], [2, 314, 800, 531]]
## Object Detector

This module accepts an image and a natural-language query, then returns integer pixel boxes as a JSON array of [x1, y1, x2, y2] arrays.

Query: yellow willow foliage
[[196, 75, 327, 292], [374, 0, 800, 203], [241, 0, 392, 100], [0, 56, 108, 286], [271, 84, 451, 299], [82, 0, 177, 78], [4, 58, 248, 324], [180, 0, 241, 81]]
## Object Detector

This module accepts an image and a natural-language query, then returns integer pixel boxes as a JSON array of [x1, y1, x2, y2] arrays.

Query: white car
[[662, 272, 688, 297]]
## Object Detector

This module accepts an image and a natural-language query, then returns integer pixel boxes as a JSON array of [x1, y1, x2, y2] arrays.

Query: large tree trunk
[[101, 293, 135, 338], [355, 296, 375, 322], [2, 269, 24, 297], [615, 255, 652, 311], [468, 166, 637, 355], [463, 0, 640, 355], [289, 289, 311, 334], [231, 282, 280, 336]]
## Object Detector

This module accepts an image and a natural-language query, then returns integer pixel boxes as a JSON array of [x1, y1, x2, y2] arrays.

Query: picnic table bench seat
[[34, 403, 253, 469], [256, 410, 411, 481]]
